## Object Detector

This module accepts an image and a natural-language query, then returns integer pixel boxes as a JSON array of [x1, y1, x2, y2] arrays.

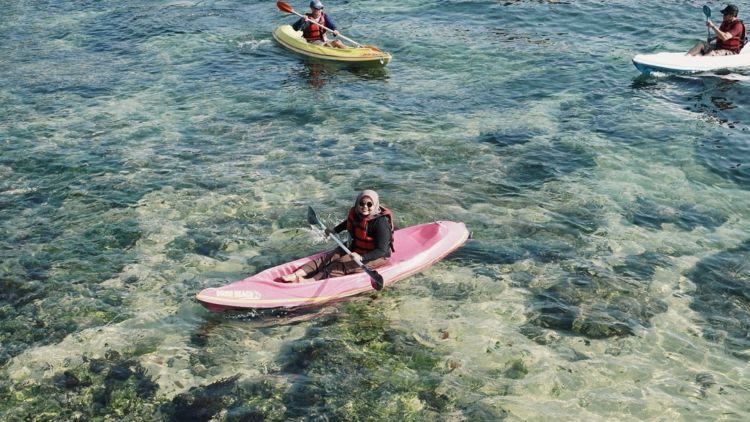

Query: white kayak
[[633, 47, 750, 74]]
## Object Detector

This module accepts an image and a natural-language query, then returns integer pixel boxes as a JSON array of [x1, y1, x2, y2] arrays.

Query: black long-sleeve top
[[333, 215, 392, 262]]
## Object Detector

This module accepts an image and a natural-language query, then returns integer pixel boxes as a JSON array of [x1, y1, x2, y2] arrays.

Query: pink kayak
[[196, 221, 469, 311]]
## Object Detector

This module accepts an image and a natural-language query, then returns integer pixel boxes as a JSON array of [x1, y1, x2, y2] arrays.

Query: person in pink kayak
[[292, 0, 346, 48], [280, 190, 395, 282], [688, 4, 747, 56]]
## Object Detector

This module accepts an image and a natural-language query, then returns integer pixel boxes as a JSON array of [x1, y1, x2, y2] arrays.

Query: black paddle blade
[[307, 206, 319, 226], [703, 5, 711, 18], [367, 267, 384, 290]]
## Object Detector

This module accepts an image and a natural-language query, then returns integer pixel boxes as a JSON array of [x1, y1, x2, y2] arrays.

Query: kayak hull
[[633, 50, 750, 74], [272, 24, 391, 66], [196, 221, 469, 311]]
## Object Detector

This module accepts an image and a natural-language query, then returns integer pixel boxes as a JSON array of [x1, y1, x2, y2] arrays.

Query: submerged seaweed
[[478, 127, 546, 149], [625, 196, 728, 231], [159, 302, 507, 421], [0, 349, 162, 421], [506, 141, 596, 191], [274, 304, 452, 419], [525, 254, 669, 339], [165, 375, 242, 422], [686, 239, 750, 359]]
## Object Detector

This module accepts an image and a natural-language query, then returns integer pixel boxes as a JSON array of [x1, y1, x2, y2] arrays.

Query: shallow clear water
[[2, 0, 750, 420]]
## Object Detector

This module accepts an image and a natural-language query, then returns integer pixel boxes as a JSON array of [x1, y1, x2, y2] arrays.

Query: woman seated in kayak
[[292, 0, 346, 48], [688, 4, 746, 56], [280, 190, 395, 282]]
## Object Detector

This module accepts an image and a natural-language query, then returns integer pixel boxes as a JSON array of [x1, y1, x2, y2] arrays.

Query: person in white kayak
[[688, 4, 747, 56], [292, 0, 346, 48]]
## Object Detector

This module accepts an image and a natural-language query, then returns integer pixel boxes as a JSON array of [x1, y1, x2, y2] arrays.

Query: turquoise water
[[2, 0, 750, 419]]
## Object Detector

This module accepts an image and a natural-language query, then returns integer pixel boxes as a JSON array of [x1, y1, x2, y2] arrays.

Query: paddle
[[275, 1, 383, 52], [307, 206, 385, 290], [703, 5, 712, 45]]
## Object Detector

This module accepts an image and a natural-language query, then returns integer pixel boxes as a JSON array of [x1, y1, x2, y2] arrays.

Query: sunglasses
[[358, 201, 373, 208]]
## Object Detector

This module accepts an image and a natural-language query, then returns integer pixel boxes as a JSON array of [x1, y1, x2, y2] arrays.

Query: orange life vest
[[346, 206, 395, 254], [303, 13, 327, 42]]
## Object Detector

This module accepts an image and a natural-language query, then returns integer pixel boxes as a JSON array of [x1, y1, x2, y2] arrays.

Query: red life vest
[[717, 20, 745, 53], [303, 13, 327, 42], [346, 206, 395, 255]]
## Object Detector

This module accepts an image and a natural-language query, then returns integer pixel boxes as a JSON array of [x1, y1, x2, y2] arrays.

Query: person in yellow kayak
[[688, 4, 747, 56], [292, 0, 346, 48], [280, 190, 395, 282]]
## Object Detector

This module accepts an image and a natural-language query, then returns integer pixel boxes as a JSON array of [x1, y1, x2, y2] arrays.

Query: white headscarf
[[354, 189, 381, 218]]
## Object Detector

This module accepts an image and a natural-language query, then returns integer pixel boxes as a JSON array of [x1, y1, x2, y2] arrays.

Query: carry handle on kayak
[[307, 206, 385, 291], [276, 1, 383, 52]]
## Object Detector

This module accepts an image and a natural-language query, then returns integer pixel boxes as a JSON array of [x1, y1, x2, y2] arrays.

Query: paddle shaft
[[280, 4, 367, 48], [311, 218, 366, 267], [706, 21, 712, 45], [703, 5, 712, 44]]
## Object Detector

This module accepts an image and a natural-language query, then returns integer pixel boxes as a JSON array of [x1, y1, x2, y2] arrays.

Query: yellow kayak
[[272, 25, 392, 66]]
